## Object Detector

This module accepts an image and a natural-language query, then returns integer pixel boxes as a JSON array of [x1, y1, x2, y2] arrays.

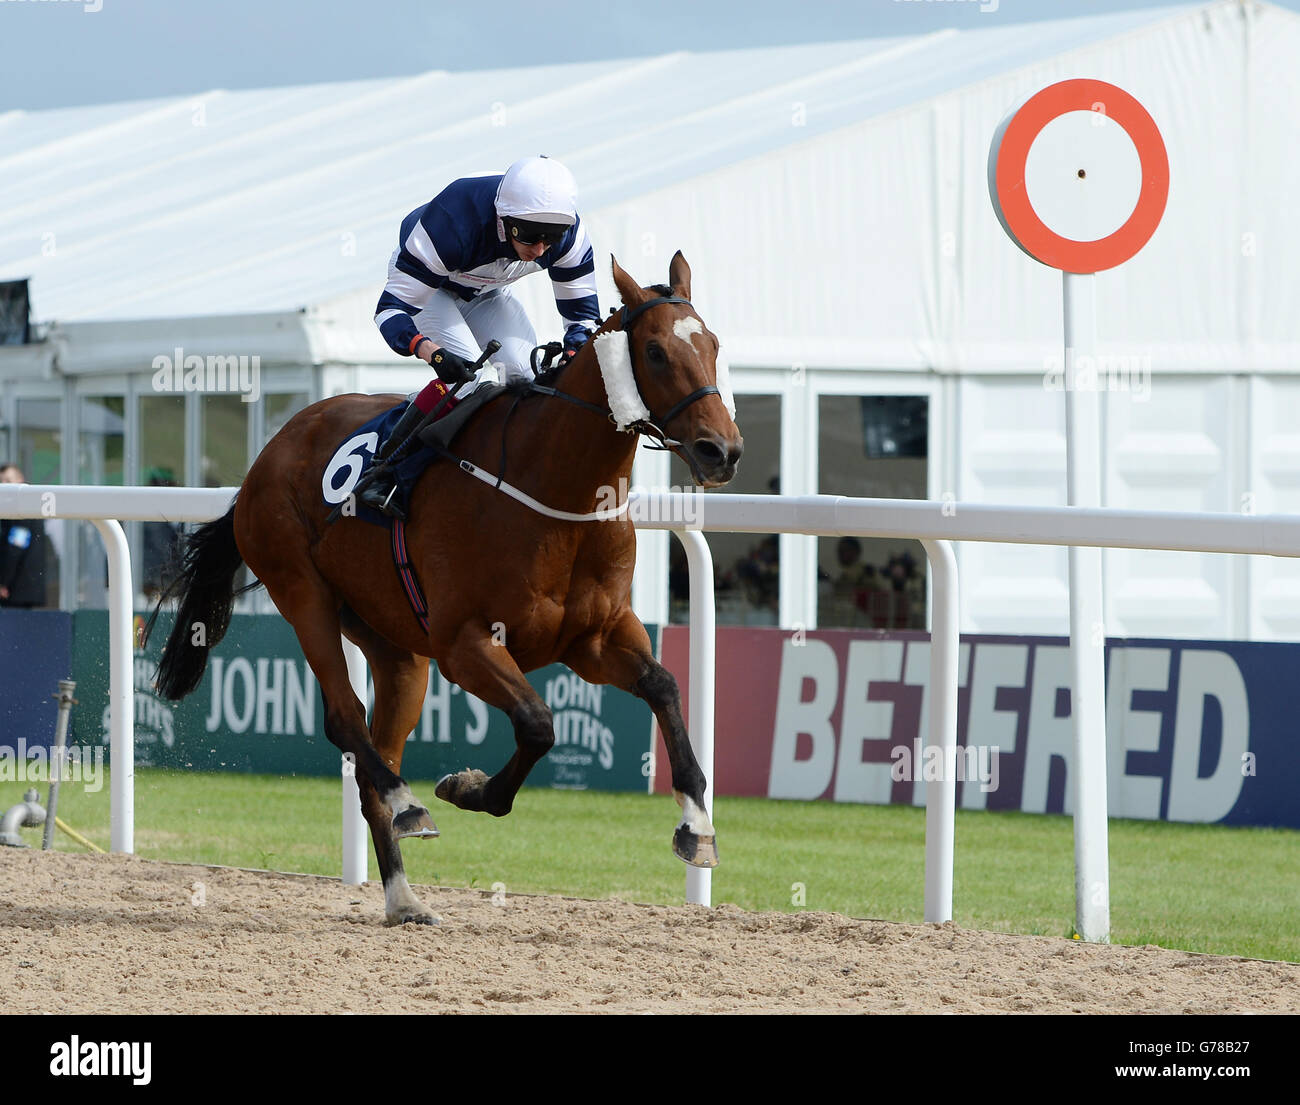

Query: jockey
[[359, 155, 600, 516]]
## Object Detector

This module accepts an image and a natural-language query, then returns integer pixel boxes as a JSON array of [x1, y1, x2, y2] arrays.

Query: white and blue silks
[[374, 158, 600, 386]]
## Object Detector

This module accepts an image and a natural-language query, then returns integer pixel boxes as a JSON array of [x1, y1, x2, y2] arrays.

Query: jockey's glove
[[430, 348, 476, 386]]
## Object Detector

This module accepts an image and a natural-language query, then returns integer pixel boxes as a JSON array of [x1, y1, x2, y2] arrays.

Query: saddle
[[416, 381, 507, 452], [325, 343, 564, 530]]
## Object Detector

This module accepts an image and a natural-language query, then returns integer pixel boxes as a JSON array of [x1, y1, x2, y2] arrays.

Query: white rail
[[0, 486, 242, 854], [4, 484, 1297, 940]]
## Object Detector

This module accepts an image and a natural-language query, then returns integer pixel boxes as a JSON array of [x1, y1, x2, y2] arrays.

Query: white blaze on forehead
[[672, 316, 736, 419], [673, 316, 704, 346]]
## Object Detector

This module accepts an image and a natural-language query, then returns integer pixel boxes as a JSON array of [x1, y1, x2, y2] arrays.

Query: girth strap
[[390, 518, 430, 634]]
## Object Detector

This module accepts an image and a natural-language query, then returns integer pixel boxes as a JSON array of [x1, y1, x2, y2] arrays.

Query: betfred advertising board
[[655, 627, 1298, 829]]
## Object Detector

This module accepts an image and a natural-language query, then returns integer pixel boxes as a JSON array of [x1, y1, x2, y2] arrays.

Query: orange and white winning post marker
[[989, 79, 1169, 943]]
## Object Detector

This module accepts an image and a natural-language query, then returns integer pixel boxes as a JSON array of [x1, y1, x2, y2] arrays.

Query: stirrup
[[357, 475, 406, 520]]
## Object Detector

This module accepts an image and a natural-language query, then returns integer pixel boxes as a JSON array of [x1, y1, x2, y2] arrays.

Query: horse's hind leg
[[433, 628, 553, 817], [341, 610, 437, 926], [564, 611, 717, 868], [263, 573, 437, 840]]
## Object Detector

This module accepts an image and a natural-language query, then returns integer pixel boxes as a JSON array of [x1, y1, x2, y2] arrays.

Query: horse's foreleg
[[564, 613, 717, 868], [342, 611, 437, 925], [434, 629, 553, 817]]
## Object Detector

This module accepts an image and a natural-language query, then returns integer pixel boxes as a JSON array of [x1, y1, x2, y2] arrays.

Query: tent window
[[668, 394, 782, 626], [818, 395, 928, 629], [200, 394, 249, 487], [0, 280, 31, 346], [263, 392, 310, 448]]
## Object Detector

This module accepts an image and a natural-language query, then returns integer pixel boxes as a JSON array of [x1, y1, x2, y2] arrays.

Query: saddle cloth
[[323, 383, 507, 527]]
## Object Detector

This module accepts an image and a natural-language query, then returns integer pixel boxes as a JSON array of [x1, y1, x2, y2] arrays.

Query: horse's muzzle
[[685, 431, 744, 488]]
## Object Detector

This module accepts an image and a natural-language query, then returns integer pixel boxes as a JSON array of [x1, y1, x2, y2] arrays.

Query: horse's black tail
[[144, 499, 260, 701]]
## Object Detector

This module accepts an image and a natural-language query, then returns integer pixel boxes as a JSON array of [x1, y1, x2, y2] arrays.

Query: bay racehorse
[[148, 252, 743, 925]]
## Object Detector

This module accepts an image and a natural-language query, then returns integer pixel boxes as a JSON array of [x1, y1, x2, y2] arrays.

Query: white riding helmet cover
[[495, 156, 578, 227]]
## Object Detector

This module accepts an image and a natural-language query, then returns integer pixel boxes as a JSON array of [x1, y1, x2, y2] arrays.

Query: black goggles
[[505, 217, 569, 247]]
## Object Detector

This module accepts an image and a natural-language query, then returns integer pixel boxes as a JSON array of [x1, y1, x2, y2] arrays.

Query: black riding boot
[[355, 401, 426, 519]]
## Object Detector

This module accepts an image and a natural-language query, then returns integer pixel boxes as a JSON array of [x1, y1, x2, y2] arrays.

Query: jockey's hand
[[559, 347, 579, 370], [426, 346, 476, 386]]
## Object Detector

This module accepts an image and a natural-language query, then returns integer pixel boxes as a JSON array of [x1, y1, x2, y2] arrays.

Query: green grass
[[16, 769, 1299, 962]]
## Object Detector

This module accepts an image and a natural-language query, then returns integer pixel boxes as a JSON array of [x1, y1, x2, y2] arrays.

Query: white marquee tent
[[2, 0, 1297, 638]]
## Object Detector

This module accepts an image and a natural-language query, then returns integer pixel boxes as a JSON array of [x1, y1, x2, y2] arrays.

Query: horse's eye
[[645, 342, 666, 365]]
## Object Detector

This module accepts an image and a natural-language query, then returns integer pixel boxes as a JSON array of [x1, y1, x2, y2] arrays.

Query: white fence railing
[[4, 484, 1297, 942]]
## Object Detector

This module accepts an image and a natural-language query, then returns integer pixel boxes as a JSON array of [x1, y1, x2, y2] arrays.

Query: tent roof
[[0, 4, 1199, 326]]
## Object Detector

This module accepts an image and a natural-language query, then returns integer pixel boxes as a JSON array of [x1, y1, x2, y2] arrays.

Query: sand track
[[2, 852, 1294, 1014]]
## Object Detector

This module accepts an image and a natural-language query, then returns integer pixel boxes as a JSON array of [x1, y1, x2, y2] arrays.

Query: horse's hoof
[[435, 769, 491, 811], [393, 805, 439, 839], [673, 825, 719, 868], [385, 907, 440, 927]]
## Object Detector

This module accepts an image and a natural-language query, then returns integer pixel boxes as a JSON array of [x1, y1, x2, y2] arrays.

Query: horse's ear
[[669, 251, 691, 301], [610, 255, 648, 308]]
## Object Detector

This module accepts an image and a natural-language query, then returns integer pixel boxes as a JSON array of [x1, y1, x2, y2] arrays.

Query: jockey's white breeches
[[413, 286, 537, 393]]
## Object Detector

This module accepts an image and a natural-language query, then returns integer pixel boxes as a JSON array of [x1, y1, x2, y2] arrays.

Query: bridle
[[405, 292, 726, 525], [529, 294, 721, 451]]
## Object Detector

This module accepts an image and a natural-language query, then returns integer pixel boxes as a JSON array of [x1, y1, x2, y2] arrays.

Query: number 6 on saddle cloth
[[323, 340, 503, 525]]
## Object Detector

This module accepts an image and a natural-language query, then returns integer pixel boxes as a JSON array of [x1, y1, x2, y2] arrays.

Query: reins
[[403, 294, 722, 525], [528, 294, 721, 451]]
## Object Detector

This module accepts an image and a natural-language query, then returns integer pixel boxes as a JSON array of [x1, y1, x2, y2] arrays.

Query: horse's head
[[600, 252, 743, 487]]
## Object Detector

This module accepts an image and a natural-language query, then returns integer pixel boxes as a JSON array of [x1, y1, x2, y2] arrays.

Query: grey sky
[[3, 0, 1290, 111]]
